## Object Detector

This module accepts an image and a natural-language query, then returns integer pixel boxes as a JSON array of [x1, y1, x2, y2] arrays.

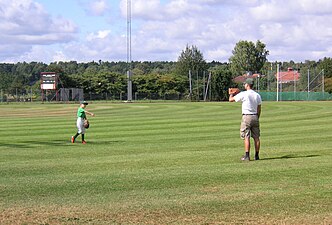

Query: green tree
[[324, 77, 332, 93], [317, 58, 332, 93], [133, 74, 159, 94], [8, 74, 26, 97], [298, 61, 318, 91], [209, 64, 234, 101], [156, 74, 187, 96], [176, 44, 207, 77], [30, 62, 47, 83], [229, 40, 269, 76], [91, 71, 125, 95], [318, 57, 332, 78], [0, 72, 13, 91]]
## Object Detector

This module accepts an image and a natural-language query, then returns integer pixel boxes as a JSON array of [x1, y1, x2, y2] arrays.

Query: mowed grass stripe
[[0, 101, 331, 224]]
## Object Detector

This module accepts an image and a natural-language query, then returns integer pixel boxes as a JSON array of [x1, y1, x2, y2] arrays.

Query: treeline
[[1, 57, 332, 101], [0, 60, 235, 101]]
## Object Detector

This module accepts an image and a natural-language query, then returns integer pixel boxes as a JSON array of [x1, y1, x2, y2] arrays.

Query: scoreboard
[[41, 72, 57, 90]]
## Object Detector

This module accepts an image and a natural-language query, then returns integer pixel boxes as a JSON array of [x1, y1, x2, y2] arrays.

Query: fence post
[[322, 69, 325, 99]]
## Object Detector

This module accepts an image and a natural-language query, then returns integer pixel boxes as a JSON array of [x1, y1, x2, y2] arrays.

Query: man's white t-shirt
[[234, 89, 262, 114]]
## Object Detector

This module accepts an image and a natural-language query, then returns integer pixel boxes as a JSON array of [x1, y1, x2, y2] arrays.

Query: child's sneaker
[[82, 141, 87, 144]]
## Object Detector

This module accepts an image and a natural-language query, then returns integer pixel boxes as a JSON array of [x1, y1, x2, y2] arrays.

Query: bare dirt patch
[[1, 206, 331, 225]]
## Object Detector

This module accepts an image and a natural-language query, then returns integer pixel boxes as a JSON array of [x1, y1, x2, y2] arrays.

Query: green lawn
[[0, 101, 331, 224]]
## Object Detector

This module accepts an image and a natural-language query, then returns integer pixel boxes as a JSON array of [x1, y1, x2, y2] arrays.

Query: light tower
[[126, 0, 132, 101]]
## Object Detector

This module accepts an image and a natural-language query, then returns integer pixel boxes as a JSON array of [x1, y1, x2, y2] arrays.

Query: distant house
[[275, 68, 300, 83], [233, 68, 301, 84], [233, 72, 261, 84]]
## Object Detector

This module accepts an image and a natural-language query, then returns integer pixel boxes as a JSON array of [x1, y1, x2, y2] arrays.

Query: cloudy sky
[[1, 0, 332, 64]]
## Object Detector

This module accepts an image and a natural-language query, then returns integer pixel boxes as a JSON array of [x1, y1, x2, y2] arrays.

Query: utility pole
[[127, 0, 132, 101], [189, 70, 192, 100], [277, 63, 279, 102], [307, 69, 310, 101]]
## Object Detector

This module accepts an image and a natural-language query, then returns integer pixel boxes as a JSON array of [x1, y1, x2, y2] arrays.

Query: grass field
[[0, 101, 331, 224]]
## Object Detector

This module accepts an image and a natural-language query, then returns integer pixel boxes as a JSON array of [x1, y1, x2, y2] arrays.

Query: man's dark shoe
[[255, 155, 260, 160], [241, 156, 250, 161]]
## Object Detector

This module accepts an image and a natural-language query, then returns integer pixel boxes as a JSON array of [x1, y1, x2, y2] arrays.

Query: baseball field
[[0, 101, 331, 224]]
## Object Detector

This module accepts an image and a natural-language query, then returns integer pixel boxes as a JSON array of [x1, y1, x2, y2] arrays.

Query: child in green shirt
[[71, 101, 95, 144]]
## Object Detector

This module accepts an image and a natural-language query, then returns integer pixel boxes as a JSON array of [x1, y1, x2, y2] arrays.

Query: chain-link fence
[[84, 92, 186, 101], [0, 88, 187, 103], [0, 88, 36, 102], [2, 88, 332, 103], [259, 92, 332, 101], [254, 67, 329, 101]]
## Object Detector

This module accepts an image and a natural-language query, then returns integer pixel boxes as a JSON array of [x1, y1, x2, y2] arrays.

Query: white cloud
[[0, 0, 78, 62], [206, 48, 230, 61], [85, 0, 109, 16], [2, 0, 332, 63], [56, 0, 332, 62], [86, 30, 111, 41], [249, 0, 332, 61], [61, 30, 127, 62], [298, 0, 332, 14], [0, 0, 77, 36], [119, 0, 162, 20]]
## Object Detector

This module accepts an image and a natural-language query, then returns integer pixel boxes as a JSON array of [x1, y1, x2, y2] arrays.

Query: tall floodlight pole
[[307, 69, 310, 101], [294, 69, 296, 100], [127, 0, 132, 101], [276, 63, 279, 102]]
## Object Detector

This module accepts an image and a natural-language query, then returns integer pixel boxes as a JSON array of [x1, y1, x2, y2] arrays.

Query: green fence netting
[[259, 92, 332, 101]]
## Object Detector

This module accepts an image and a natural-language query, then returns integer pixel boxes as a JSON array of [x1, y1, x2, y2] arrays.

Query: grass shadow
[[0, 142, 34, 149], [0, 140, 71, 149], [80, 140, 126, 145], [261, 154, 320, 160], [0, 140, 126, 149]]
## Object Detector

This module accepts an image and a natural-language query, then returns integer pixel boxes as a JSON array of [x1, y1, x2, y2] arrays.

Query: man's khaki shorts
[[240, 115, 260, 139]]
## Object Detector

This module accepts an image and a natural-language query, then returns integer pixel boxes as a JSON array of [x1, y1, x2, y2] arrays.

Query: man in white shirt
[[229, 78, 262, 161]]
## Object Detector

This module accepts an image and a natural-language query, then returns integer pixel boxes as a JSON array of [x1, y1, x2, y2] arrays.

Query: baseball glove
[[228, 88, 240, 96], [83, 119, 89, 129]]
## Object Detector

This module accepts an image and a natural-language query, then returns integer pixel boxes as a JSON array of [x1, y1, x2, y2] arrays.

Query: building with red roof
[[275, 68, 300, 83], [233, 68, 301, 85], [233, 73, 261, 84]]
